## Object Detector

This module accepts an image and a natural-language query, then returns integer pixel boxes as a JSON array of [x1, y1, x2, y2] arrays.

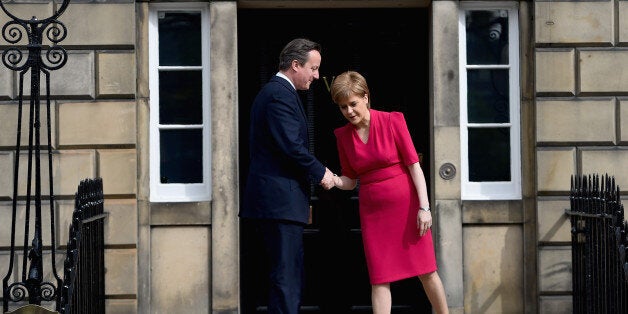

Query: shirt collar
[[276, 72, 295, 90]]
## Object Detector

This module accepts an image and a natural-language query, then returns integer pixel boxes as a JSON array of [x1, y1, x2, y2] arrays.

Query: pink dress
[[334, 109, 437, 285]]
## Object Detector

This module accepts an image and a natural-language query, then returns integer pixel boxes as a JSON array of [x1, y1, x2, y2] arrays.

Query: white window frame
[[148, 3, 211, 202], [459, 2, 521, 200]]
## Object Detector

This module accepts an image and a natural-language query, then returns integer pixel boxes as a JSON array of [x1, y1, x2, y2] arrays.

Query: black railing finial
[[565, 174, 628, 313]]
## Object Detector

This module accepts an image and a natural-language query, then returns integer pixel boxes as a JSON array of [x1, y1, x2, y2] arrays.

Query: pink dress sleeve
[[334, 127, 358, 179], [390, 112, 420, 166]]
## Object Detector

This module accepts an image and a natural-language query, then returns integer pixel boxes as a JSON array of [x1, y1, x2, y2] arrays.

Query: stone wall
[[0, 1, 137, 312], [535, 0, 628, 312]]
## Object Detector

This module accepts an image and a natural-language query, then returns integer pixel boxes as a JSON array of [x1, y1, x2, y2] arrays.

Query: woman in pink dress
[[330, 71, 449, 314]]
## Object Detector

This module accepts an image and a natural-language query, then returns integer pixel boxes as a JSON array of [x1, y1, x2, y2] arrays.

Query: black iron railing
[[58, 178, 106, 314], [565, 174, 628, 314], [0, 1, 108, 312], [1, 0, 70, 305]]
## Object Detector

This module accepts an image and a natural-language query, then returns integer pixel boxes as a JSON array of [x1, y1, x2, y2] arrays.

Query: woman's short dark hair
[[278, 38, 321, 71]]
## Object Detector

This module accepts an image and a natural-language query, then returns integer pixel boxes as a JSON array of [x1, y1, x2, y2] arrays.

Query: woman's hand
[[333, 174, 357, 190], [417, 209, 432, 237]]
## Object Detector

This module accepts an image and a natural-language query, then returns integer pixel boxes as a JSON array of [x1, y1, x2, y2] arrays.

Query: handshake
[[320, 167, 338, 190]]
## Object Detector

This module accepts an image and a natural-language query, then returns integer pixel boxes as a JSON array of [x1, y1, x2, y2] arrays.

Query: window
[[459, 2, 521, 200], [148, 3, 211, 202]]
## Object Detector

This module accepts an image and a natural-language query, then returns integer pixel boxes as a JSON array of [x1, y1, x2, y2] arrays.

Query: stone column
[[210, 1, 240, 313], [431, 1, 464, 313]]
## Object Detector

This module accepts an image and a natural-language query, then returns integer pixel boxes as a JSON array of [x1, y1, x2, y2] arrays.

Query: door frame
[[229, 0, 467, 313]]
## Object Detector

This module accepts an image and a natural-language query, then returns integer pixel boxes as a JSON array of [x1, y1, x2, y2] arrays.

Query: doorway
[[238, 8, 431, 313]]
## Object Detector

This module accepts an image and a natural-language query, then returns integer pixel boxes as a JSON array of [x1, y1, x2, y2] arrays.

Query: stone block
[[23, 51, 95, 98], [432, 0, 460, 127], [623, 99, 628, 143], [536, 99, 615, 143], [538, 246, 572, 292], [0, 67, 13, 99], [97, 52, 136, 97], [0, 103, 57, 149], [150, 202, 211, 225], [537, 198, 570, 243], [0, 203, 13, 247], [136, 97, 149, 201], [620, 1, 628, 44], [103, 199, 137, 245], [151, 227, 209, 312], [0, 152, 14, 198], [463, 225, 523, 313], [434, 199, 463, 307], [535, 1, 612, 44], [55, 200, 73, 248], [537, 148, 576, 193], [462, 200, 523, 224], [580, 50, 628, 93], [62, 3, 135, 46], [539, 296, 572, 314], [58, 101, 136, 146], [15, 150, 96, 197], [58, 150, 96, 195], [105, 299, 137, 314], [0, 202, 53, 247], [136, 1, 150, 100], [581, 148, 628, 188], [535, 49, 575, 94], [98, 149, 137, 195], [105, 248, 137, 295], [434, 126, 460, 199], [56, 150, 96, 195]]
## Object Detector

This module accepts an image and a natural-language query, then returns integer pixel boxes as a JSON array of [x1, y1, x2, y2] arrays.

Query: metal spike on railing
[[566, 174, 628, 311]]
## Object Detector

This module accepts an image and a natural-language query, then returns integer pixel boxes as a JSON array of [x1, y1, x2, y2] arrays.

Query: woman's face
[[337, 93, 370, 127]]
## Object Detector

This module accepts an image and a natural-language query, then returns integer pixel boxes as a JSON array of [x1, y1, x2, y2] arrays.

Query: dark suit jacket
[[241, 75, 326, 224]]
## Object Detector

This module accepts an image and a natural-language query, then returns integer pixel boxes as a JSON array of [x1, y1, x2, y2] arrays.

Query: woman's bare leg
[[371, 283, 392, 314], [419, 271, 449, 314]]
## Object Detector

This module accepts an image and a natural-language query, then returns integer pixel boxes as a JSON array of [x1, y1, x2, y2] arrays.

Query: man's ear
[[290, 59, 300, 71]]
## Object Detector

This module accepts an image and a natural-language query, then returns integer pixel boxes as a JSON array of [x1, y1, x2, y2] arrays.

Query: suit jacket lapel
[[273, 75, 308, 123], [295, 91, 308, 123]]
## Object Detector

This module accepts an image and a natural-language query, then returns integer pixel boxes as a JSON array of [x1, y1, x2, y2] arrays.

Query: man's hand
[[320, 167, 335, 190]]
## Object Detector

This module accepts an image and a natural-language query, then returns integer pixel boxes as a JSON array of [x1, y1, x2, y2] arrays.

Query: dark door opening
[[238, 8, 431, 313]]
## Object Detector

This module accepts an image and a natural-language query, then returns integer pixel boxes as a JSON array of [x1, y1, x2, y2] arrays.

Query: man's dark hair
[[278, 38, 321, 71]]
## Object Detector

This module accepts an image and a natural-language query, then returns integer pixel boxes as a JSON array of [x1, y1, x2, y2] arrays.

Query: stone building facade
[[0, 0, 626, 313]]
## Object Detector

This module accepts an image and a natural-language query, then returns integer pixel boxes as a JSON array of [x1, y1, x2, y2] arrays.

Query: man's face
[[293, 50, 321, 90]]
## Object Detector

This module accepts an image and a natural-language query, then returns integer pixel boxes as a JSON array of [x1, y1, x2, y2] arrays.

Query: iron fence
[[565, 174, 628, 314], [57, 178, 106, 314]]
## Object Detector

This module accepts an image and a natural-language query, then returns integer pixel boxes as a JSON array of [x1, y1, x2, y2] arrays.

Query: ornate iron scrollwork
[[1, 0, 71, 311]]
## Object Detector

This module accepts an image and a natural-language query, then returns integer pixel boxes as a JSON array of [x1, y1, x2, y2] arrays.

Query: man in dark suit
[[240, 38, 335, 313]]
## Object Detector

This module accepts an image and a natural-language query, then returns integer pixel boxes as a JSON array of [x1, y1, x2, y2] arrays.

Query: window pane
[[158, 11, 201, 66], [159, 70, 203, 124], [467, 69, 509, 123], [468, 128, 510, 182], [466, 10, 508, 65], [160, 129, 203, 184]]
